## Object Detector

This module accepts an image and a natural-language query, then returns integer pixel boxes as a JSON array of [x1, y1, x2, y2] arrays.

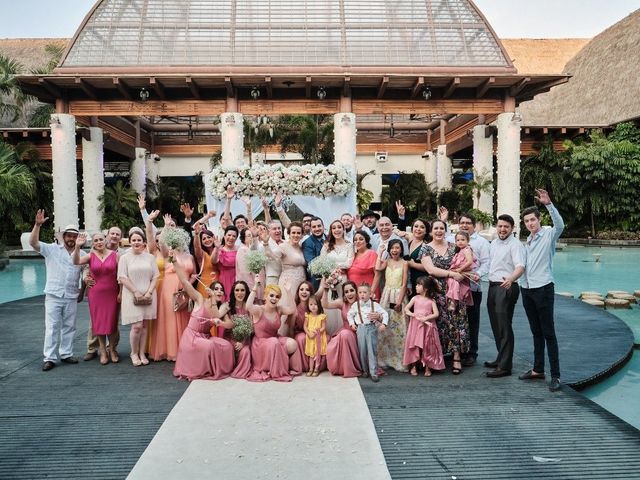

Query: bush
[[595, 231, 640, 241]]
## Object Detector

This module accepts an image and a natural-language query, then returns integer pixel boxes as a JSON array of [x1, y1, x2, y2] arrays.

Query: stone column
[[145, 152, 160, 185], [496, 112, 522, 232], [436, 145, 452, 191], [424, 151, 437, 188], [50, 113, 78, 233], [81, 127, 104, 233], [472, 124, 494, 214], [131, 147, 147, 195], [220, 112, 244, 166], [333, 112, 357, 215]]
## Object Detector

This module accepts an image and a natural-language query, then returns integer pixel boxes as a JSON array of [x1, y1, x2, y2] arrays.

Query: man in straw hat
[[29, 210, 86, 371]]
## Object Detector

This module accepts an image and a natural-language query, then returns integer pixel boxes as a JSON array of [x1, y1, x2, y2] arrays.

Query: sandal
[[130, 353, 142, 367], [109, 349, 120, 363], [99, 348, 109, 365], [311, 370, 320, 377], [424, 367, 432, 377], [410, 366, 418, 376], [306, 370, 313, 377], [452, 359, 463, 375], [139, 355, 150, 366]]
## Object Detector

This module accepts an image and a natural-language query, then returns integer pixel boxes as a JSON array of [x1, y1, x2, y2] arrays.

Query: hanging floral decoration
[[206, 164, 355, 199]]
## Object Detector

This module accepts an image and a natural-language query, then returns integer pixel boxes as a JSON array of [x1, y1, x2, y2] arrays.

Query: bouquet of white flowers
[[308, 256, 337, 279], [245, 249, 268, 274], [159, 228, 191, 260], [231, 314, 253, 342]]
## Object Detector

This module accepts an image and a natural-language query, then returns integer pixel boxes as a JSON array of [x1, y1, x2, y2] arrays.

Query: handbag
[[173, 289, 193, 312], [133, 296, 152, 306]]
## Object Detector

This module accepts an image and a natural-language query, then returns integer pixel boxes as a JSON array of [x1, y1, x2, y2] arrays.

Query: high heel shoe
[[130, 353, 142, 367], [99, 349, 109, 366], [139, 355, 150, 366]]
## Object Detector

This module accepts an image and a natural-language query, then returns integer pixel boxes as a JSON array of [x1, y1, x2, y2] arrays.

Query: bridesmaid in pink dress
[[171, 260, 235, 381], [214, 226, 239, 301], [322, 280, 362, 377], [72, 232, 119, 365], [246, 278, 298, 382], [235, 228, 265, 299], [403, 276, 445, 376], [226, 281, 254, 379], [348, 231, 381, 298]]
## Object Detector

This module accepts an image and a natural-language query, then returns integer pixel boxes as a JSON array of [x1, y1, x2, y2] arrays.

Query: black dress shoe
[[519, 369, 545, 380], [483, 361, 498, 368], [42, 361, 55, 371], [462, 357, 476, 367], [486, 368, 511, 378], [549, 377, 561, 392], [60, 356, 79, 364], [370, 375, 380, 383]]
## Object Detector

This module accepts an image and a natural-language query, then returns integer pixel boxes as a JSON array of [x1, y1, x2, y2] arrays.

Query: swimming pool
[[0, 259, 46, 304]]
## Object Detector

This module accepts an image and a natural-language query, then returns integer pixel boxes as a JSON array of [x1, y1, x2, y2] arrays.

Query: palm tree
[[0, 55, 24, 124], [0, 142, 36, 227], [465, 168, 493, 211], [276, 115, 334, 165], [98, 180, 140, 231], [356, 170, 375, 212]]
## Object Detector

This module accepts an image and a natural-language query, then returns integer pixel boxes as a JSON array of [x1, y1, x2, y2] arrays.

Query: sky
[[0, 0, 638, 39]]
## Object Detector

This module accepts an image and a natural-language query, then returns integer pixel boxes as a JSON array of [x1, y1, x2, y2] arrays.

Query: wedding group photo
[[1, 0, 639, 479]]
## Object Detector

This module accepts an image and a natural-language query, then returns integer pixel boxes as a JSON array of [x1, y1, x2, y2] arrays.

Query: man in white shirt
[[368, 216, 409, 255], [347, 283, 389, 382], [485, 214, 525, 378], [441, 209, 490, 367], [30, 210, 85, 371]]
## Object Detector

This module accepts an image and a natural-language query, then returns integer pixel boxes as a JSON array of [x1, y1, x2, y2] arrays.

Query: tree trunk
[[590, 207, 596, 238]]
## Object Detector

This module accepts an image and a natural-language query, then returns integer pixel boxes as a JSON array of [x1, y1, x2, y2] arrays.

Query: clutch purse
[[133, 296, 152, 306], [173, 289, 193, 312]]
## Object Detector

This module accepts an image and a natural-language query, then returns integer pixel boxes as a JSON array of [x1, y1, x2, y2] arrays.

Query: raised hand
[[241, 196, 251, 207], [194, 223, 203, 234], [534, 189, 551, 205], [438, 206, 449, 222], [137, 194, 146, 210], [148, 209, 160, 222], [180, 203, 194, 219], [226, 186, 235, 199], [353, 214, 363, 230], [35, 209, 49, 226], [163, 213, 174, 227], [254, 273, 262, 285], [274, 192, 282, 208], [395, 200, 406, 218], [76, 233, 88, 248], [212, 234, 221, 249]]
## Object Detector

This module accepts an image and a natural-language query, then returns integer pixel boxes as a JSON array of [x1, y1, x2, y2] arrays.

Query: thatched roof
[[519, 9, 640, 126], [501, 38, 589, 74], [0, 38, 68, 72]]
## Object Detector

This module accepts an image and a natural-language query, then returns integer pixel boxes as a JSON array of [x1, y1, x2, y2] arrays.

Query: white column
[[424, 151, 437, 188], [131, 147, 147, 195], [473, 124, 494, 214], [496, 112, 522, 232], [220, 112, 244, 166], [145, 152, 160, 186], [51, 113, 78, 233], [436, 145, 452, 191], [81, 127, 104, 233], [333, 112, 357, 215]]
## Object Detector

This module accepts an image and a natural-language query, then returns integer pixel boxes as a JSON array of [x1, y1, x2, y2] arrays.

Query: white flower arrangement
[[206, 164, 354, 199], [159, 227, 191, 252]]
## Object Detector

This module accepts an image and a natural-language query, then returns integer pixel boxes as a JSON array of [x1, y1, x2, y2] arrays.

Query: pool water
[[0, 259, 46, 304], [553, 246, 640, 430]]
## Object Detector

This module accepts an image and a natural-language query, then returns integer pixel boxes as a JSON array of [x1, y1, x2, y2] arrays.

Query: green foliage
[[438, 186, 472, 220], [0, 54, 24, 122], [277, 115, 334, 165], [467, 208, 494, 228], [209, 151, 222, 170], [381, 171, 437, 220], [463, 168, 493, 212], [98, 180, 140, 232], [356, 170, 375, 213]]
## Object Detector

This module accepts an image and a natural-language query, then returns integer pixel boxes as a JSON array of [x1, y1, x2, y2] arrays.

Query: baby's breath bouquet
[[231, 314, 253, 342], [160, 228, 191, 261], [308, 256, 337, 279], [245, 249, 268, 274]]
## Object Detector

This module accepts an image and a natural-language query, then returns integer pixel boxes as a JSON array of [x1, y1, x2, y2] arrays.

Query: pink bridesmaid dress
[[291, 304, 310, 372], [403, 296, 445, 370], [247, 312, 293, 382], [227, 307, 253, 379], [87, 251, 119, 335], [326, 303, 362, 377], [217, 248, 237, 301], [173, 305, 235, 381]]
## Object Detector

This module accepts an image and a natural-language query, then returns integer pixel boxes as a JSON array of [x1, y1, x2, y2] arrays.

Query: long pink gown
[[248, 312, 293, 382], [326, 303, 362, 377], [218, 248, 238, 301], [173, 305, 235, 381], [88, 251, 119, 335], [403, 296, 445, 370], [227, 306, 253, 379]]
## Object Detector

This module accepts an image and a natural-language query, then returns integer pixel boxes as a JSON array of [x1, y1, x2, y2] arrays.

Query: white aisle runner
[[128, 376, 391, 480]]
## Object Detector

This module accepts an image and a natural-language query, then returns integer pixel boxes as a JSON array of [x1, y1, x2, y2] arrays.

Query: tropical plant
[[380, 171, 438, 220], [277, 114, 334, 165], [356, 169, 375, 213], [0, 142, 36, 228], [98, 180, 140, 232], [464, 168, 493, 212], [0, 54, 24, 123]]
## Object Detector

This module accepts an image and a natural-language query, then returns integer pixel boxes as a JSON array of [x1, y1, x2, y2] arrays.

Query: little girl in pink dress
[[446, 231, 477, 311], [403, 276, 444, 376]]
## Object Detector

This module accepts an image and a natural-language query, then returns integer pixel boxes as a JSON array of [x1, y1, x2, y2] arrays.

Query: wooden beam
[[75, 77, 98, 100], [476, 77, 495, 98], [185, 76, 201, 99], [443, 77, 460, 99], [69, 100, 226, 116], [305, 77, 312, 99], [239, 99, 339, 115], [509, 77, 530, 96], [113, 77, 132, 100], [225, 77, 234, 97], [352, 99, 504, 115], [38, 78, 61, 98], [343, 77, 351, 97], [149, 77, 166, 100], [377, 76, 389, 99], [265, 76, 273, 99], [411, 77, 425, 99]]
